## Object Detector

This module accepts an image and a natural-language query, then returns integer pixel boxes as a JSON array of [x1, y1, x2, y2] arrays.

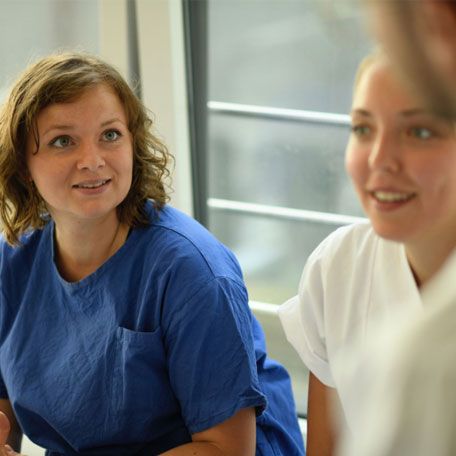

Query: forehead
[[37, 84, 127, 123], [353, 58, 418, 109], [56, 83, 122, 107]]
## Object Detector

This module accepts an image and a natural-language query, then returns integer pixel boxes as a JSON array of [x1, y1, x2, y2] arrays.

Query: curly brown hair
[[0, 51, 173, 245]]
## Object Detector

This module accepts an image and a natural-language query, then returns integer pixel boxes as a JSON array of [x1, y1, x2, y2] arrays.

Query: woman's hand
[[0, 413, 23, 456], [0, 445, 22, 456]]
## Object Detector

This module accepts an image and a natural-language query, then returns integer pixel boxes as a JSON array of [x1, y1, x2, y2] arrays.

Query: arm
[[306, 372, 342, 456], [162, 276, 266, 455], [0, 400, 22, 452], [160, 407, 255, 456]]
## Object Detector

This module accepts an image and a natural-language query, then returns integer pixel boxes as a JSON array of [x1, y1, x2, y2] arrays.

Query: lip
[[73, 178, 111, 188], [367, 188, 417, 211], [72, 178, 112, 195]]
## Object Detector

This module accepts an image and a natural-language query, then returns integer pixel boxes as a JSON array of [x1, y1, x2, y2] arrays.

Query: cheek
[[126, 150, 134, 179], [345, 142, 364, 185], [119, 148, 134, 184], [27, 158, 70, 198], [26, 159, 43, 187], [413, 151, 456, 194]]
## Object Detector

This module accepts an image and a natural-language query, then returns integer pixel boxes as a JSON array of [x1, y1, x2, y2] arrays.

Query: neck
[[53, 214, 130, 282], [406, 234, 456, 288]]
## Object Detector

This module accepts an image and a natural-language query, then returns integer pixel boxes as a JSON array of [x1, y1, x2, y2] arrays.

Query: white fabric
[[278, 222, 422, 424], [338, 248, 456, 456]]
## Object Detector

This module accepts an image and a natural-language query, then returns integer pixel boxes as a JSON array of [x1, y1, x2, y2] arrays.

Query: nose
[[76, 142, 106, 172], [368, 130, 401, 173]]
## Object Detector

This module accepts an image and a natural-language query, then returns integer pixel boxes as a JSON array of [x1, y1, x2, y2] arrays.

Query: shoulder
[[0, 226, 49, 313], [297, 221, 385, 301], [306, 221, 377, 271], [0, 226, 47, 271], [138, 202, 244, 283]]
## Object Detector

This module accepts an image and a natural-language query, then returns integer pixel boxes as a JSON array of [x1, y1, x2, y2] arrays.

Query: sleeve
[[0, 267, 9, 399], [278, 239, 336, 387], [162, 277, 267, 435], [0, 375, 8, 399]]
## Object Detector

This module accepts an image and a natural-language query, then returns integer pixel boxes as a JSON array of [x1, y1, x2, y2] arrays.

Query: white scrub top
[[338, 248, 456, 456], [278, 222, 422, 425]]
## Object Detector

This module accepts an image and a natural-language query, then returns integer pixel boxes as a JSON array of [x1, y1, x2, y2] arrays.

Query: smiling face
[[346, 57, 456, 250], [26, 83, 133, 227]]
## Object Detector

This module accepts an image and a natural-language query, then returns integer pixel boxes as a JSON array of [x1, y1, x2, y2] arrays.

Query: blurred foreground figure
[[367, 0, 456, 117], [339, 1, 456, 455]]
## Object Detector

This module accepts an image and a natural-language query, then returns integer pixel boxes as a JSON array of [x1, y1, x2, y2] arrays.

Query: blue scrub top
[[0, 202, 304, 455]]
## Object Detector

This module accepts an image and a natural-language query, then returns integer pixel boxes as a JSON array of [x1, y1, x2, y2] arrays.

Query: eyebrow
[[350, 109, 372, 117], [42, 125, 73, 137], [42, 118, 125, 137], [399, 108, 429, 117], [350, 108, 432, 118], [100, 118, 125, 127]]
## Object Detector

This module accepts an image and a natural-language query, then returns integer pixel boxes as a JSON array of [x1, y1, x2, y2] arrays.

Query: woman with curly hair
[[0, 52, 304, 456]]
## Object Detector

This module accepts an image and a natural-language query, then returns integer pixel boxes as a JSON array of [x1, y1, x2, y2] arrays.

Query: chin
[[370, 221, 411, 244], [73, 205, 118, 221]]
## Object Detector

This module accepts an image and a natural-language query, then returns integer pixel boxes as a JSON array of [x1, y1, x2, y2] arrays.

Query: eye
[[49, 135, 73, 148], [351, 124, 372, 138], [102, 129, 122, 142], [409, 127, 433, 140]]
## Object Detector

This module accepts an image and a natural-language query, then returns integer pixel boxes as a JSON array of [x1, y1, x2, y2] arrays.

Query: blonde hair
[[0, 52, 173, 245], [353, 47, 386, 94]]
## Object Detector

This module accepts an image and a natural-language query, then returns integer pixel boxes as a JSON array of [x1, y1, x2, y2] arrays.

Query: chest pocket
[[113, 326, 181, 425]]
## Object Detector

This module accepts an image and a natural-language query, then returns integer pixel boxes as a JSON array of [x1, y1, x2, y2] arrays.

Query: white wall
[[136, 0, 194, 216]]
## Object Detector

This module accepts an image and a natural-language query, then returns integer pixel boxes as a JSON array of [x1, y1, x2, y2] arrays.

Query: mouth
[[73, 179, 111, 189], [370, 190, 416, 203]]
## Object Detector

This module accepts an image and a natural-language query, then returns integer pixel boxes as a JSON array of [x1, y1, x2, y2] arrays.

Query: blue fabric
[[0, 202, 304, 455]]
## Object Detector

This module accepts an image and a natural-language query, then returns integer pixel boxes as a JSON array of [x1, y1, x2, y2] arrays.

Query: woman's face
[[26, 83, 133, 227], [346, 58, 456, 249]]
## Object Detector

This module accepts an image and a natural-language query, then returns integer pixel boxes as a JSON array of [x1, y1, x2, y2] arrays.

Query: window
[[186, 0, 373, 416]]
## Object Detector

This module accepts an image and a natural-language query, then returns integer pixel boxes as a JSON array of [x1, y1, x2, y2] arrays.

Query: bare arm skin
[[306, 372, 343, 456], [160, 407, 256, 456], [0, 400, 22, 452], [0, 401, 255, 456]]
